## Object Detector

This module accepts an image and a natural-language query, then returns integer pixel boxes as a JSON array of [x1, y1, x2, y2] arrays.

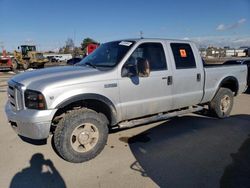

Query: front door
[[118, 42, 173, 120]]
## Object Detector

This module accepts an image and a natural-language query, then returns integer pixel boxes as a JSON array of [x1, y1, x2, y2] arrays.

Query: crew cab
[[5, 38, 248, 163]]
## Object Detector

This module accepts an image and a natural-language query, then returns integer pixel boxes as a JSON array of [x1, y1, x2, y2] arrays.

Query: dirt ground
[[0, 71, 250, 188]]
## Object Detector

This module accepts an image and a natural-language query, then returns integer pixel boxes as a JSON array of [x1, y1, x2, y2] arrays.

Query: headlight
[[24, 90, 46, 110]]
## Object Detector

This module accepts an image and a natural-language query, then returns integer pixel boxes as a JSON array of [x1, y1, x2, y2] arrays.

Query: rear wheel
[[54, 108, 108, 163], [209, 88, 234, 118]]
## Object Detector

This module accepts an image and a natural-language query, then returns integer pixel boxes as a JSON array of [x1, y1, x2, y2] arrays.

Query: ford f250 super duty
[[5, 39, 248, 163]]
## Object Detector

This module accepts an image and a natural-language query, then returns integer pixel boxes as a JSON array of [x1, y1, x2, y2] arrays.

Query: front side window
[[126, 43, 167, 71], [171, 43, 196, 69]]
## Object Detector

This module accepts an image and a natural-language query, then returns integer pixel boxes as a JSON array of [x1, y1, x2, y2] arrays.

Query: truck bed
[[202, 64, 247, 103]]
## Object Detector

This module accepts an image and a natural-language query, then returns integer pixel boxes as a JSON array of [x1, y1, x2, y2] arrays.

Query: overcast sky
[[0, 0, 249, 51]]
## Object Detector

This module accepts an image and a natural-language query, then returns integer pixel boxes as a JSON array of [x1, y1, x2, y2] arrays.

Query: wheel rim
[[220, 95, 231, 113], [70, 123, 99, 153]]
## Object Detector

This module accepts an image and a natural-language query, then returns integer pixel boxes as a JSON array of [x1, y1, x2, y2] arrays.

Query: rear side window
[[171, 43, 196, 69], [130, 43, 167, 71]]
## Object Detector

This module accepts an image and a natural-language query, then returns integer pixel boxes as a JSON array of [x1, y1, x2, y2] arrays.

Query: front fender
[[55, 93, 117, 125]]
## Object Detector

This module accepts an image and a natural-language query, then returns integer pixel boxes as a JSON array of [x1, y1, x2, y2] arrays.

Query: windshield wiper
[[84, 62, 97, 69], [94, 64, 114, 67]]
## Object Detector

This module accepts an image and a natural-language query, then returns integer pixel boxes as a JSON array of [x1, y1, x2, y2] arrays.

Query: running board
[[118, 106, 203, 129]]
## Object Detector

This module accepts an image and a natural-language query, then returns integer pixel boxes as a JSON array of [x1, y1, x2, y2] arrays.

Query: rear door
[[167, 42, 204, 109]]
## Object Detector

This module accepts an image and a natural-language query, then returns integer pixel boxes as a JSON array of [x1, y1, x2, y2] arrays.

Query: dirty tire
[[54, 108, 108, 163], [23, 60, 30, 70], [11, 59, 18, 72], [209, 88, 234, 118]]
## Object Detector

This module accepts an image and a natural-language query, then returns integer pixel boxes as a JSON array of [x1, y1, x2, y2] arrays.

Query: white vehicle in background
[[55, 54, 72, 62], [44, 53, 72, 62]]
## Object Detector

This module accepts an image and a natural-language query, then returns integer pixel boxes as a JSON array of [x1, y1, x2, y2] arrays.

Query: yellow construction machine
[[13, 45, 48, 70]]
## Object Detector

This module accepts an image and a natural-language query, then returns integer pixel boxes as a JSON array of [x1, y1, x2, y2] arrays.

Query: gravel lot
[[0, 71, 250, 188]]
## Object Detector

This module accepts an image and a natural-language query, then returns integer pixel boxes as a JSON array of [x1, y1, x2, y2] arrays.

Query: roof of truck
[[113, 38, 193, 43]]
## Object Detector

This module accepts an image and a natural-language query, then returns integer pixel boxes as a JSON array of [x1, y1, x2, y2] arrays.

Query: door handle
[[197, 73, 201, 82], [167, 76, 173, 85]]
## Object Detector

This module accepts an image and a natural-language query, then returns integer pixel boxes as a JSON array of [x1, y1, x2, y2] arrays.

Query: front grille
[[8, 81, 23, 111]]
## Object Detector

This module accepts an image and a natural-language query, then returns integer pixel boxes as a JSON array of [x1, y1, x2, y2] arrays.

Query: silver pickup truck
[[5, 39, 247, 163]]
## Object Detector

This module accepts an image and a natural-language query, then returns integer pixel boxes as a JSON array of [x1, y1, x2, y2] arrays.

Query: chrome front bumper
[[5, 102, 57, 140]]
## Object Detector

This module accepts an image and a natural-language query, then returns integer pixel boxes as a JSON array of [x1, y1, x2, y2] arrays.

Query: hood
[[11, 66, 101, 90]]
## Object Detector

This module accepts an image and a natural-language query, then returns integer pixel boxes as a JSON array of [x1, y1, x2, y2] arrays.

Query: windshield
[[21, 46, 36, 52], [78, 41, 135, 68]]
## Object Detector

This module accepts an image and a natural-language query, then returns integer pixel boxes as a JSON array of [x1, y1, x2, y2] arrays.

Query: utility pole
[[73, 29, 76, 48]]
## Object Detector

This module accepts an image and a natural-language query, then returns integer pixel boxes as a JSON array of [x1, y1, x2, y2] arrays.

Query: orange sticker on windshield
[[180, 49, 187, 58]]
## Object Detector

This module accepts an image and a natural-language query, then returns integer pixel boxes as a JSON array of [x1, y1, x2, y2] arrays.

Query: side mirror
[[121, 62, 137, 77], [17, 46, 20, 50], [137, 58, 150, 77]]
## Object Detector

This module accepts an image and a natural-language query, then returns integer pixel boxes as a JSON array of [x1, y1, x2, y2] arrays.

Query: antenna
[[139, 31, 144, 39], [73, 29, 76, 48]]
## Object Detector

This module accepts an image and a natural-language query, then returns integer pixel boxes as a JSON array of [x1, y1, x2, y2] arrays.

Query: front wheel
[[54, 108, 108, 163], [209, 88, 234, 118]]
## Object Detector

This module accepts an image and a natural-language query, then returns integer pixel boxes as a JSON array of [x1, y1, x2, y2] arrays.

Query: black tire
[[209, 88, 234, 118], [23, 60, 30, 70], [37, 63, 45, 69], [54, 108, 108, 163]]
